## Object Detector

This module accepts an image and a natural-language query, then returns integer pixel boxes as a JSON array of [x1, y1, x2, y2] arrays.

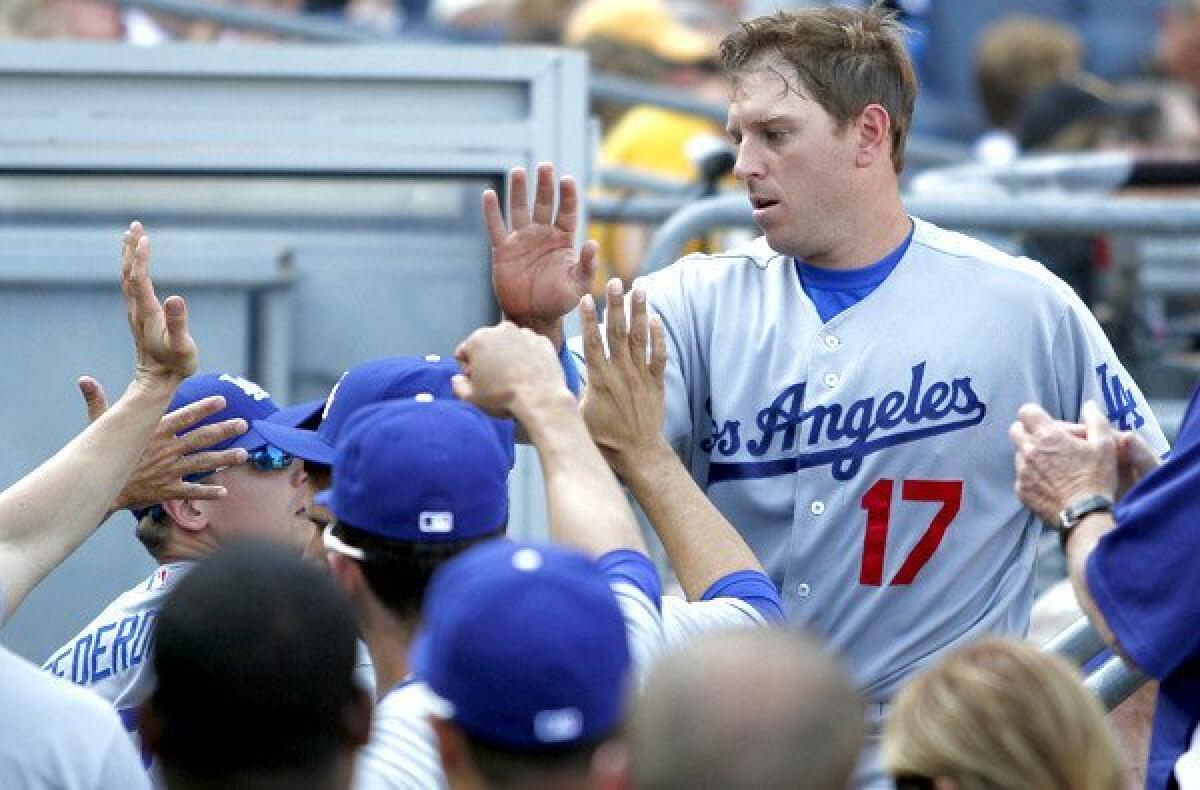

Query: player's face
[[207, 454, 315, 555], [727, 60, 859, 259]]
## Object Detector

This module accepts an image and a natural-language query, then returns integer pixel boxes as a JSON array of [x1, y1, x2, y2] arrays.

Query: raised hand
[[121, 222, 197, 384], [76, 376, 249, 511], [580, 279, 668, 477], [485, 163, 598, 346], [452, 321, 571, 420]]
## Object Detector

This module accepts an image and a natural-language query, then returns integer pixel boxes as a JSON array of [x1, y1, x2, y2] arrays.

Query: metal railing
[[105, 0, 388, 42], [620, 192, 1200, 274]]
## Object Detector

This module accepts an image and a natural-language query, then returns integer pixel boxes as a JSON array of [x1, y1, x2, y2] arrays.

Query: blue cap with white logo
[[131, 373, 319, 520], [411, 541, 631, 750], [253, 355, 516, 469], [314, 397, 510, 542]]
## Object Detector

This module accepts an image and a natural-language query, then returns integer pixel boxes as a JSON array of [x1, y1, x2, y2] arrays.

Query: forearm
[[517, 392, 647, 557], [1064, 511, 1129, 665], [0, 375, 178, 620], [617, 442, 764, 601]]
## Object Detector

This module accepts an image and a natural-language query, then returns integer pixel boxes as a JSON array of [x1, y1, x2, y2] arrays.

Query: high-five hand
[[485, 163, 598, 346]]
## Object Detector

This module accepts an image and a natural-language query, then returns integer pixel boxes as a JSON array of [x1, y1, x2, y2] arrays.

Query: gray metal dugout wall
[[0, 42, 588, 662]]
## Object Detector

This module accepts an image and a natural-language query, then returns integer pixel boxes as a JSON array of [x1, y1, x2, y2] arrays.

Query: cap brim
[[252, 420, 335, 466], [268, 398, 326, 430]]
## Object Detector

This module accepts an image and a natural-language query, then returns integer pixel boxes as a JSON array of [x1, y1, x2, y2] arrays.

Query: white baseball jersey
[[1, 594, 150, 789], [352, 568, 768, 789], [635, 217, 1168, 703], [43, 562, 191, 735]]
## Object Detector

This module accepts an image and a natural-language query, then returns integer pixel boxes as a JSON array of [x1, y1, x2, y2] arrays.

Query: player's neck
[[364, 613, 415, 698], [807, 199, 911, 272]]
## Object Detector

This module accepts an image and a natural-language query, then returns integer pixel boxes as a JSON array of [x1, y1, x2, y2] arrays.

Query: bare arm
[[1010, 401, 1130, 664], [0, 223, 197, 621], [581, 281, 766, 600], [452, 322, 646, 557]]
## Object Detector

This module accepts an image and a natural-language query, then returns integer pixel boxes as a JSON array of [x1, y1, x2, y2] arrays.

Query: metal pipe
[[627, 193, 1200, 274], [103, 0, 389, 43], [1085, 653, 1150, 712], [1043, 617, 1108, 667]]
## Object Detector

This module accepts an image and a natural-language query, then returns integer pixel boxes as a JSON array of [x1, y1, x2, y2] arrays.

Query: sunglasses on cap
[[187, 444, 296, 482]]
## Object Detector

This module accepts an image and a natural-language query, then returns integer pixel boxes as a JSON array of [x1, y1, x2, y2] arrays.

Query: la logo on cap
[[322, 370, 349, 421], [220, 374, 271, 401]]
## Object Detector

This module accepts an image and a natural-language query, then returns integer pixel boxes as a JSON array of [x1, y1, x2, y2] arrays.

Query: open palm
[[486, 164, 597, 337]]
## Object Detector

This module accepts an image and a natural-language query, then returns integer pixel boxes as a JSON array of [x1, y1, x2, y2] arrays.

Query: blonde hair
[[975, 15, 1082, 128], [884, 638, 1125, 790]]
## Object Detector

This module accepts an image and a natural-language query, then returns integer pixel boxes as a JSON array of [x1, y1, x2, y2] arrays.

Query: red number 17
[[859, 479, 964, 587]]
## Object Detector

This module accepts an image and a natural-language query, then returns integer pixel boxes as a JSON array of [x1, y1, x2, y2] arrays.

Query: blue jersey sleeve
[[597, 549, 662, 613], [700, 570, 785, 623], [559, 343, 582, 397], [1087, 388, 1200, 680]]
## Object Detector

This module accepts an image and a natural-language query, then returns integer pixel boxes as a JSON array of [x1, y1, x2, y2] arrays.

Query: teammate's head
[[629, 628, 862, 790], [142, 541, 371, 790], [254, 354, 516, 530], [414, 541, 632, 790], [139, 373, 321, 562], [720, 4, 916, 174], [320, 398, 511, 626], [883, 637, 1125, 790]]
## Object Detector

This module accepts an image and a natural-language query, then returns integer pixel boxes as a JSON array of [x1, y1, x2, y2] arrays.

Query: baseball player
[[323, 320, 779, 789], [485, 6, 1167, 786], [43, 370, 328, 750], [0, 220, 195, 790]]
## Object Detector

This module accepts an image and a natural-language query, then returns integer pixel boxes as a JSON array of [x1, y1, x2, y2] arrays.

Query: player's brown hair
[[136, 510, 171, 561], [883, 637, 1125, 790], [718, 3, 917, 173], [974, 15, 1082, 129]]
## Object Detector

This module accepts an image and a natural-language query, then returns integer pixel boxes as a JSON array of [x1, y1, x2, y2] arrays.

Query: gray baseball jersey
[[634, 217, 1168, 703], [352, 576, 768, 789], [2, 592, 150, 789]]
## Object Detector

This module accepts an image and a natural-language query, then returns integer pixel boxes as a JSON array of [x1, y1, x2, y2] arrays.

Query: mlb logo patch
[[149, 567, 170, 591], [419, 511, 454, 534]]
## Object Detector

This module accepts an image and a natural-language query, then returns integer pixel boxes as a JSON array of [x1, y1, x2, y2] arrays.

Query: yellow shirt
[[592, 106, 723, 286]]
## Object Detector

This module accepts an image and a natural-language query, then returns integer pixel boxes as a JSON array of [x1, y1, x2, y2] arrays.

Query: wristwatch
[[1058, 494, 1114, 546]]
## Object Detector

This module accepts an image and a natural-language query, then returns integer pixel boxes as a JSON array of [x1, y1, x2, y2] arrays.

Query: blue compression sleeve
[[559, 342, 582, 397], [597, 549, 662, 613], [700, 570, 785, 622]]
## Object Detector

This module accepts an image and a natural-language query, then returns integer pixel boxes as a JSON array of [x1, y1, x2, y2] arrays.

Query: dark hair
[[334, 521, 504, 622], [150, 542, 360, 781], [461, 729, 611, 787], [718, 3, 916, 172]]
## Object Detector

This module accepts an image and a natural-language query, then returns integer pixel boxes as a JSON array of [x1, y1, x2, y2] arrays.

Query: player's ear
[[854, 103, 891, 169], [326, 553, 365, 598], [162, 498, 206, 532]]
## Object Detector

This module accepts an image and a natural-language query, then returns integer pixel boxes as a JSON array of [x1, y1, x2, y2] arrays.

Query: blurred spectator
[[884, 637, 1126, 790], [629, 628, 862, 790], [568, 0, 729, 286], [1157, 0, 1200, 94], [973, 15, 1083, 165], [142, 542, 371, 790], [1, 0, 123, 39], [432, 0, 509, 41], [506, 0, 570, 44], [1017, 75, 1160, 152]]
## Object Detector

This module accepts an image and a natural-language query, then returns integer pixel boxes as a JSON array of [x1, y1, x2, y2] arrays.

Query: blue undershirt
[[795, 222, 914, 323]]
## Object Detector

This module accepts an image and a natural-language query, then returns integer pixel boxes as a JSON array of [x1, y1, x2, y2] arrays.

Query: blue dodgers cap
[[253, 355, 516, 469], [131, 375, 319, 520], [315, 398, 510, 541], [412, 541, 632, 750]]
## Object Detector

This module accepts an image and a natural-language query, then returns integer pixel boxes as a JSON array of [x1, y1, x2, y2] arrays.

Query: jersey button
[[824, 335, 840, 350], [797, 583, 811, 598], [823, 373, 840, 389], [810, 501, 825, 515]]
